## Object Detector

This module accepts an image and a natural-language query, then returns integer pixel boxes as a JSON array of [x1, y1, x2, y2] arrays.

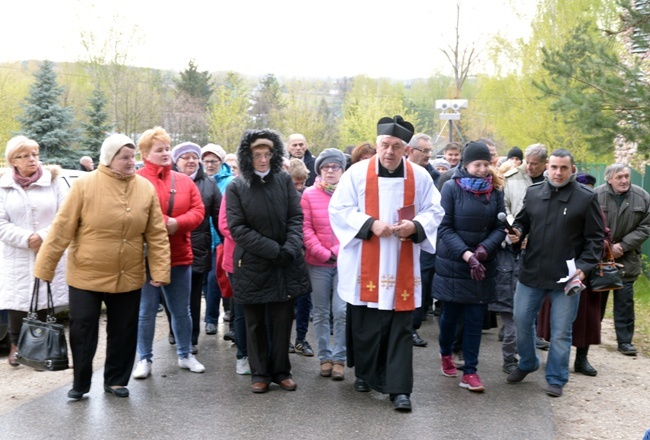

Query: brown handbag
[[589, 241, 624, 292]]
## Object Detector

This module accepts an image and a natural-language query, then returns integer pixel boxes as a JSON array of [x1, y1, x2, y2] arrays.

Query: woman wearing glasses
[[0, 136, 68, 367], [301, 149, 347, 380]]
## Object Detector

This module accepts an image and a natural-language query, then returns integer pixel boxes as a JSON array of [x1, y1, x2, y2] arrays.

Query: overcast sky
[[2, 0, 537, 79]]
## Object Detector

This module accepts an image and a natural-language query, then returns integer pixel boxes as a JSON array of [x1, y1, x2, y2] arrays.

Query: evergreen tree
[[174, 59, 213, 105], [250, 74, 285, 129], [81, 84, 112, 159], [18, 60, 79, 164]]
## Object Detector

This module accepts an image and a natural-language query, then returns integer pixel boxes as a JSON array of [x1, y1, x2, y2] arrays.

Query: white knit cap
[[100, 134, 135, 166]]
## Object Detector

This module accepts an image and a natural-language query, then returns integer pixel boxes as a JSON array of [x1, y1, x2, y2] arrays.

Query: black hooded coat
[[225, 129, 311, 304]]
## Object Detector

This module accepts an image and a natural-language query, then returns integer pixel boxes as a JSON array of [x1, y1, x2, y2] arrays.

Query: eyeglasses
[[203, 160, 221, 165], [321, 164, 342, 172], [13, 152, 40, 160], [411, 147, 432, 155], [178, 154, 199, 161], [252, 152, 272, 161]]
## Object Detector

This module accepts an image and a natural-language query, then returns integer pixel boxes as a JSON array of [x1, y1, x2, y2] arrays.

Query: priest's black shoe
[[104, 384, 129, 398], [67, 389, 88, 400], [390, 394, 412, 412], [412, 332, 428, 347], [354, 378, 370, 392]]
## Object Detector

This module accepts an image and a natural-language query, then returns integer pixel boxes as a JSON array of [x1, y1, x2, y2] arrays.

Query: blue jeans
[[204, 248, 222, 325], [513, 282, 580, 386], [438, 301, 485, 375], [138, 265, 193, 360], [308, 265, 346, 362], [294, 289, 312, 342]]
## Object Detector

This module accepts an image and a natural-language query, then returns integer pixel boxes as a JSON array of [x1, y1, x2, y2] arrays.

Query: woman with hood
[[226, 129, 311, 394]]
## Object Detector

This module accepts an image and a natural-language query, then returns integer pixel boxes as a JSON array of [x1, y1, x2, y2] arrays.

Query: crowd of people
[[1, 114, 649, 412]]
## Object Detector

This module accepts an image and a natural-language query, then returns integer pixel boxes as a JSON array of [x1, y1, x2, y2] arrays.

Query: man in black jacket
[[505, 149, 604, 398], [287, 133, 316, 187]]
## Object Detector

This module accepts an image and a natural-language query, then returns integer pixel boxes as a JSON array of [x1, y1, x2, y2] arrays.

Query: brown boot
[[8, 344, 19, 367], [331, 361, 345, 381], [320, 360, 333, 377]]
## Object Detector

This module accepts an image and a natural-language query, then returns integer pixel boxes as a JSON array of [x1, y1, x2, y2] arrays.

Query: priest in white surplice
[[329, 115, 444, 412]]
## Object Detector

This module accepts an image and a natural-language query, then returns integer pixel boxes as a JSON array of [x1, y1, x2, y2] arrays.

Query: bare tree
[[441, 3, 480, 98]]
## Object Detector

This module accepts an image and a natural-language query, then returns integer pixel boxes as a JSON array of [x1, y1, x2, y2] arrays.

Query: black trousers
[[600, 280, 636, 344], [243, 299, 294, 384], [8, 309, 48, 345], [347, 305, 414, 395], [69, 286, 141, 392], [165, 270, 203, 345]]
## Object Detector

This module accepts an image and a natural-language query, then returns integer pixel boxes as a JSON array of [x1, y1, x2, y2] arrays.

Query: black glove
[[467, 255, 486, 281], [473, 244, 489, 261], [275, 249, 293, 266]]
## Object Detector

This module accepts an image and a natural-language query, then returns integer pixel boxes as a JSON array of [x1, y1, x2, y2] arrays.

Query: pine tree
[[18, 60, 79, 164], [174, 59, 213, 105], [81, 84, 112, 159], [250, 74, 285, 129]]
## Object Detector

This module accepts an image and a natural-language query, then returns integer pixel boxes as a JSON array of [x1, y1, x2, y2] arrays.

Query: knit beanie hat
[[202, 143, 227, 162], [507, 146, 523, 161], [100, 134, 135, 166], [462, 141, 491, 165], [315, 148, 346, 172], [172, 142, 202, 163], [431, 158, 451, 171]]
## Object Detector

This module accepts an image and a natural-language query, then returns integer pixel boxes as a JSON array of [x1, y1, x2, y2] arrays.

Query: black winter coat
[[190, 167, 221, 274], [514, 179, 604, 289], [226, 129, 311, 304], [433, 170, 506, 304]]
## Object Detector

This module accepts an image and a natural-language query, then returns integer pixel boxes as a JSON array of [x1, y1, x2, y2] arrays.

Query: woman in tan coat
[[34, 134, 170, 400]]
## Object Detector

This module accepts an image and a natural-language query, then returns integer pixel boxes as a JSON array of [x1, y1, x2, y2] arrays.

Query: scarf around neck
[[14, 165, 43, 189], [315, 176, 337, 195], [456, 174, 494, 199]]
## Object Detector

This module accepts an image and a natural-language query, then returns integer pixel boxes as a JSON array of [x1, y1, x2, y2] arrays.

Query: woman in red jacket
[[132, 126, 206, 379]]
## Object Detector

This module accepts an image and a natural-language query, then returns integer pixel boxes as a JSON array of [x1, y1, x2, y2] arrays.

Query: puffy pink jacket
[[218, 194, 234, 274], [301, 185, 339, 267]]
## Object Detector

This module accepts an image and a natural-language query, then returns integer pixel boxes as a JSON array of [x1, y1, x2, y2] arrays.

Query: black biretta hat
[[377, 115, 415, 143]]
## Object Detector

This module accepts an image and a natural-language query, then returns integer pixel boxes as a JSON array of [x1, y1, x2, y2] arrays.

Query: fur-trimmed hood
[[236, 129, 286, 186]]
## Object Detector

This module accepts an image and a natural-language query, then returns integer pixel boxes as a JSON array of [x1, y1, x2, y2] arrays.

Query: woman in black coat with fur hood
[[226, 129, 311, 394]]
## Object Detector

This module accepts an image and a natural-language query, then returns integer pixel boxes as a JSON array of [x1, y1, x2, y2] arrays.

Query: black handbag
[[589, 242, 624, 292], [15, 279, 69, 371]]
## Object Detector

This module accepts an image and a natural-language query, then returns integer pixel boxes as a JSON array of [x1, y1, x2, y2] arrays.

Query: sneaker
[[536, 336, 550, 351], [546, 384, 563, 397], [236, 357, 251, 375], [453, 351, 464, 367], [178, 354, 205, 373], [191, 345, 198, 355], [289, 343, 295, 353], [506, 365, 539, 384], [205, 323, 217, 335], [412, 332, 428, 347], [132, 359, 151, 379], [460, 373, 485, 392], [440, 354, 458, 377], [502, 360, 519, 374], [223, 330, 235, 342], [295, 340, 314, 356], [223, 311, 231, 322]]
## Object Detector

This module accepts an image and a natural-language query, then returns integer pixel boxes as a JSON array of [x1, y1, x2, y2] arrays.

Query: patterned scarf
[[315, 176, 337, 195], [455, 174, 494, 199], [13, 166, 43, 189]]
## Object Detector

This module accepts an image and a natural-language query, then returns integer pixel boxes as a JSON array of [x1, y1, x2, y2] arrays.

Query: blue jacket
[[433, 168, 506, 304], [210, 163, 235, 249]]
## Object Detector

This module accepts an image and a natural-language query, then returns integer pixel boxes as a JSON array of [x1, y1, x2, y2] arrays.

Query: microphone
[[497, 212, 516, 235]]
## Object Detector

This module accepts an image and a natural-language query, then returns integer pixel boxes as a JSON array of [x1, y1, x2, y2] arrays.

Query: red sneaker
[[460, 373, 485, 392], [440, 354, 458, 377]]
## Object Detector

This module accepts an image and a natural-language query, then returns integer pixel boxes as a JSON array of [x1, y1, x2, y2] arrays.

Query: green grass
[[605, 275, 650, 354]]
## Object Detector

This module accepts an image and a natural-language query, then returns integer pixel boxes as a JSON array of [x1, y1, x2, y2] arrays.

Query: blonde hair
[[138, 126, 171, 157], [288, 158, 310, 180], [5, 136, 39, 161], [490, 166, 504, 190]]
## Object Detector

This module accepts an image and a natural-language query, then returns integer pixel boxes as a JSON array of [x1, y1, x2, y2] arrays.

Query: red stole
[[360, 159, 416, 311]]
